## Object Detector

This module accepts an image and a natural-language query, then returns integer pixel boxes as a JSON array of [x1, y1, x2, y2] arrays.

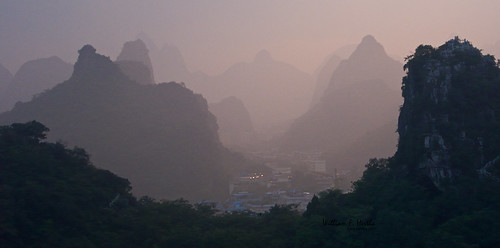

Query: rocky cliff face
[[396, 37, 500, 187]]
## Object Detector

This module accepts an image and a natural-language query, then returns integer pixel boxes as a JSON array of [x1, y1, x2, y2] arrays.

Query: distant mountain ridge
[[0, 56, 72, 113], [134, 33, 316, 135], [116, 39, 155, 84], [0, 45, 262, 201], [188, 49, 314, 130], [325, 35, 402, 93], [136, 33, 192, 84], [310, 53, 342, 107], [281, 35, 404, 174]]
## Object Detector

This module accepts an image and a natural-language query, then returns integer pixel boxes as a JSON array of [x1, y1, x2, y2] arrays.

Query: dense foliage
[[302, 158, 500, 247], [3, 122, 500, 247], [0, 122, 299, 247], [0, 121, 133, 247]]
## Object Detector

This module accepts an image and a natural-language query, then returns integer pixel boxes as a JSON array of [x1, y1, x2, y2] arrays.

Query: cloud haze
[[1, 0, 500, 74]]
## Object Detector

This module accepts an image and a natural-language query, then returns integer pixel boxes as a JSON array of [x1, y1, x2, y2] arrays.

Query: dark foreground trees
[[2, 121, 500, 248], [0, 121, 301, 247]]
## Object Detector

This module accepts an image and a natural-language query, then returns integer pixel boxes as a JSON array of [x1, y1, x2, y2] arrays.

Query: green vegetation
[[0, 121, 301, 247], [3, 122, 500, 247], [0, 121, 134, 247], [303, 158, 500, 247]]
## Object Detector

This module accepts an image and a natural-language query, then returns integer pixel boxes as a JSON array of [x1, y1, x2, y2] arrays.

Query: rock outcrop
[[396, 37, 500, 187]]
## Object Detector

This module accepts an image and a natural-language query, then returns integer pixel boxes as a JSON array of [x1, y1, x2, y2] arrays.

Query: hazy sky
[[1, 0, 500, 75]]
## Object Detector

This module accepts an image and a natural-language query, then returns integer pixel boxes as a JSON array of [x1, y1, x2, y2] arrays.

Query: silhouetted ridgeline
[[187, 49, 314, 131], [0, 45, 263, 201], [310, 53, 342, 107], [281, 35, 403, 177], [136, 32, 192, 84], [0, 56, 72, 113], [131, 34, 315, 135], [116, 39, 155, 84]]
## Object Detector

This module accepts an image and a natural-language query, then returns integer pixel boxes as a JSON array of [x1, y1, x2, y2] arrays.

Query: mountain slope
[[0, 63, 12, 92], [189, 50, 314, 130], [209, 96, 256, 150], [116, 39, 155, 84], [310, 53, 342, 107], [131, 34, 315, 133], [282, 35, 403, 156], [325, 35, 403, 93], [116, 60, 154, 85], [139, 33, 192, 84], [0, 56, 72, 113], [0, 45, 251, 201], [309, 43, 359, 108]]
